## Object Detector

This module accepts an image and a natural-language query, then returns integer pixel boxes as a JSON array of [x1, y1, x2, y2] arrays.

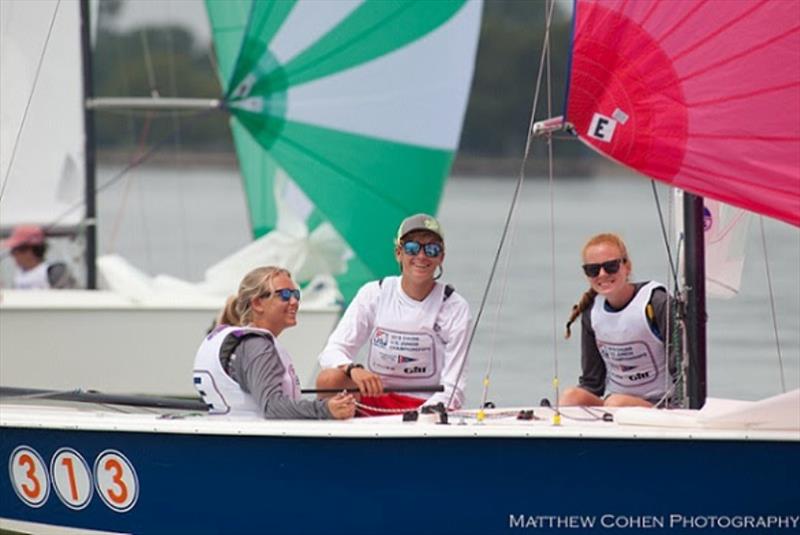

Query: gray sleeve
[[578, 308, 606, 396], [649, 287, 677, 379], [47, 263, 78, 289], [231, 336, 332, 420], [650, 287, 670, 342]]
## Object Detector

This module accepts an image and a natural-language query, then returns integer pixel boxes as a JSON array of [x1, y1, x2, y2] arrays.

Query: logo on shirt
[[397, 355, 416, 364], [403, 366, 427, 375], [373, 329, 389, 348]]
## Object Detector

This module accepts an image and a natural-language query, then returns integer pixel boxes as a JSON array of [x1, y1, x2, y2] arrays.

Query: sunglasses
[[582, 258, 626, 278], [260, 288, 301, 302], [402, 240, 443, 258]]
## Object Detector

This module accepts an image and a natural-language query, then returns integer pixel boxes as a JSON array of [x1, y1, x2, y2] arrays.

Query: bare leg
[[604, 394, 653, 408], [559, 386, 604, 406]]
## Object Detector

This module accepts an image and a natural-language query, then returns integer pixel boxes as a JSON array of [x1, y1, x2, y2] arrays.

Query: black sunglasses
[[582, 258, 626, 278], [260, 288, 301, 302], [402, 240, 443, 258]]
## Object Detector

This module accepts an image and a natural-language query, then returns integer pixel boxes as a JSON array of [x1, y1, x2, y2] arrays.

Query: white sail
[[0, 0, 85, 229], [675, 191, 751, 299]]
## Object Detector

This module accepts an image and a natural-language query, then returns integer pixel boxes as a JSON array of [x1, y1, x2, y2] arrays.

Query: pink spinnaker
[[566, 0, 800, 227]]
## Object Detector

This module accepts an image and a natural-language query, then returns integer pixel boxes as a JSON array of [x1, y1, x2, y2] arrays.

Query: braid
[[565, 288, 597, 339]]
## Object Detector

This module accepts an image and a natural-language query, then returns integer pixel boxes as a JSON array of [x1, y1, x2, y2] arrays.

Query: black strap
[[444, 284, 455, 301]]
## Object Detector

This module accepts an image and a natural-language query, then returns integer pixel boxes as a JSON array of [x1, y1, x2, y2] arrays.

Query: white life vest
[[366, 277, 448, 394], [193, 325, 301, 416], [13, 262, 51, 289], [591, 281, 669, 401]]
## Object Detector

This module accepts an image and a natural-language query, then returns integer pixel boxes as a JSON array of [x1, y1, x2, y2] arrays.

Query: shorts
[[357, 393, 425, 417]]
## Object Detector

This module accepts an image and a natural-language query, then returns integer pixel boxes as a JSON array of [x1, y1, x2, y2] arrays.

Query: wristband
[[345, 363, 364, 379]]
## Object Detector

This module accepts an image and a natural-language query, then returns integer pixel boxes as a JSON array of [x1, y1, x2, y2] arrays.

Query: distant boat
[[1, 1, 797, 534], [0, 0, 478, 394]]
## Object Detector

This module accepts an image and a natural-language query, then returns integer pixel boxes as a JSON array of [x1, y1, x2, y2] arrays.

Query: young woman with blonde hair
[[194, 266, 355, 419], [560, 233, 674, 408]]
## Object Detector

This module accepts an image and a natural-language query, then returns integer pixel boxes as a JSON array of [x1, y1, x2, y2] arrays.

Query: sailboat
[[0, 0, 479, 394], [1, 1, 798, 534]]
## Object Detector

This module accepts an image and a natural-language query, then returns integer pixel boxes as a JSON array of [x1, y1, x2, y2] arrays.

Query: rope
[[446, 0, 558, 411], [0, 0, 62, 203], [354, 401, 411, 415], [759, 216, 786, 393]]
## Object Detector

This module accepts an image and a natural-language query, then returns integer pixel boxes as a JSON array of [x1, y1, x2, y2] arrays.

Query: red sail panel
[[566, 0, 800, 227]]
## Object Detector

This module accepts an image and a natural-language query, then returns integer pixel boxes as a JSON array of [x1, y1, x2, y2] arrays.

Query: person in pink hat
[[2, 225, 77, 289]]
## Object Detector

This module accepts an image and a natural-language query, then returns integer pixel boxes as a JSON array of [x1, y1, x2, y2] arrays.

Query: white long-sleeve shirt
[[318, 277, 472, 409]]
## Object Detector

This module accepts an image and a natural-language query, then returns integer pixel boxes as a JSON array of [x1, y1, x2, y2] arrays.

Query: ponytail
[[216, 295, 241, 326], [564, 288, 597, 339]]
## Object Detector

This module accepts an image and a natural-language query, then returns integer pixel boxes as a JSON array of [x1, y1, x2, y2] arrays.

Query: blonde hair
[[564, 233, 632, 339], [217, 266, 292, 326]]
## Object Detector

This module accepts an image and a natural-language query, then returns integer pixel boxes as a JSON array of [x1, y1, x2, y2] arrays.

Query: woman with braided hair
[[559, 233, 674, 408], [193, 266, 355, 419]]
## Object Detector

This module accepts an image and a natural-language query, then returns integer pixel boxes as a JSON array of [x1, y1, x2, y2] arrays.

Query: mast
[[683, 192, 707, 408], [79, 0, 97, 289]]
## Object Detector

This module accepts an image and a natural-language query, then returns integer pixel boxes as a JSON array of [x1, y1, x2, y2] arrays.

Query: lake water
[[9, 165, 797, 406]]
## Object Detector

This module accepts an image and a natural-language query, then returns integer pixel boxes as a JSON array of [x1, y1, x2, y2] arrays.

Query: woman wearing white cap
[[316, 213, 472, 415]]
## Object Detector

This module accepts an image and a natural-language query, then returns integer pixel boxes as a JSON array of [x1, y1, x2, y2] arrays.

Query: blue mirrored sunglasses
[[402, 240, 443, 258], [260, 288, 301, 302]]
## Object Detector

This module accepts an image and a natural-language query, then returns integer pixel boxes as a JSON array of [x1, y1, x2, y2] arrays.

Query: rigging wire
[[649, 181, 681, 290], [447, 0, 559, 412], [479, 207, 521, 412], [43, 109, 216, 233], [135, 27, 161, 273], [107, 112, 155, 251], [139, 28, 160, 98], [0, 0, 62, 204], [544, 0, 561, 416], [650, 182, 683, 406], [163, 17, 192, 280], [758, 216, 787, 393]]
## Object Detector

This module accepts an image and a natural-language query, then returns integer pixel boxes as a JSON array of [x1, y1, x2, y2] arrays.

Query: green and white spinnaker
[[205, 0, 482, 300]]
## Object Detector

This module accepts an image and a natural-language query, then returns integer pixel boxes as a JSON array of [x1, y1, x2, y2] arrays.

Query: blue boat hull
[[2, 427, 798, 534]]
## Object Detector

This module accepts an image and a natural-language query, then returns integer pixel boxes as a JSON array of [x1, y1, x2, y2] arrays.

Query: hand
[[350, 367, 384, 397], [327, 392, 356, 420]]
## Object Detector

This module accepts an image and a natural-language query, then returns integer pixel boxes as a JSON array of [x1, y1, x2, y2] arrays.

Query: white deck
[[2, 395, 797, 442]]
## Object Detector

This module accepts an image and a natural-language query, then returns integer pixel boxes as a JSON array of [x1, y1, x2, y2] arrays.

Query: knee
[[559, 387, 601, 406], [604, 394, 652, 408]]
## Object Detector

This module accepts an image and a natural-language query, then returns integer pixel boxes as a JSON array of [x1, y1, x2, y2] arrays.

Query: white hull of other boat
[[0, 289, 338, 395]]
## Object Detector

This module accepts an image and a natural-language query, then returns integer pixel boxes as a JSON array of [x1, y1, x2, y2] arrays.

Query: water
[[10, 166, 798, 406]]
